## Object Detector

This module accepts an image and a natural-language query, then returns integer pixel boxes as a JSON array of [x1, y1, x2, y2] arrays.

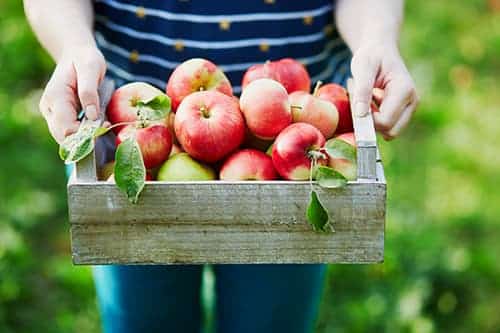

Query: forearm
[[23, 0, 96, 62], [335, 0, 403, 51]]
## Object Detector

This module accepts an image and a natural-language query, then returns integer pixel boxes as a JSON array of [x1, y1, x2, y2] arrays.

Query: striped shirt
[[93, 0, 352, 93]]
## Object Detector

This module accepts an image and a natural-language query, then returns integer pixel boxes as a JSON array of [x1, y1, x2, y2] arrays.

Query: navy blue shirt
[[93, 0, 352, 93]]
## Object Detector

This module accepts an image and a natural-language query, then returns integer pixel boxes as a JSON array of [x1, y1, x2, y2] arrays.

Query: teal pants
[[93, 264, 326, 333]]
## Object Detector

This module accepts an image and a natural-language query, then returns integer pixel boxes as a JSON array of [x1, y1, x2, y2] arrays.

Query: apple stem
[[309, 155, 316, 192], [290, 105, 302, 111], [102, 121, 137, 133], [200, 105, 210, 118], [199, 86, 205, 91], [313, 81, 323, 97]]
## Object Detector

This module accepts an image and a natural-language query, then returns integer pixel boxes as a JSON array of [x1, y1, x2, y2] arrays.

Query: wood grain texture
[[74, 79, 115, 182], [68, 181, 386, 264], [346, 78, 378, 180], [75, 151, 97, 182]]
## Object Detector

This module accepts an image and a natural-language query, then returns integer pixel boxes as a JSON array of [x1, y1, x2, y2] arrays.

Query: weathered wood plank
[[71, 223, 384, 264], [346, 78, 378, 180], [68, 182, 386, 225], [75, 78, 115, 182], [68, 181, 385, 264]]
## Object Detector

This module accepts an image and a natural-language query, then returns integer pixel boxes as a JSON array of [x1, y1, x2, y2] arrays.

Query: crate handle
[[346, 78, 378, 180], [75, 78, 115, 182]]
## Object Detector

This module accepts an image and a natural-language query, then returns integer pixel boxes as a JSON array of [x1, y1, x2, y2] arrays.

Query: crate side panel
[[68, 183, 385, 225], [71, 221, 384, 264]]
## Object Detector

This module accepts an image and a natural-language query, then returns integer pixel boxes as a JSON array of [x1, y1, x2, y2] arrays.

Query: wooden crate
[[67, 84, 386, 265]]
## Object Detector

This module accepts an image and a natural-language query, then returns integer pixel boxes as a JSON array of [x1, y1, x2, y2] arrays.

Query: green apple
[[157, 153, 215, 181], [98, 161, 115, 181]]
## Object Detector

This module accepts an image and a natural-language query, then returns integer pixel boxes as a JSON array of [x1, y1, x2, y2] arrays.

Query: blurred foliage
[[0, 0, 499, 332]]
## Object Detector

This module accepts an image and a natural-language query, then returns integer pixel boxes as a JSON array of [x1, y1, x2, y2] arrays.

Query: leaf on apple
[[306, 190, 333, 233], [114, 137, 146, 204], [137, 94, 171, 121], [325, 139, 356, 164], [315, 166, 347, 188], [59, 122, 97, 163]]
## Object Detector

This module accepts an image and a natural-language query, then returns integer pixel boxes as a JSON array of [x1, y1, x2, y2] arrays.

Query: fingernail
[[85, 105, 98, 120], [354, 102, 369, 117]]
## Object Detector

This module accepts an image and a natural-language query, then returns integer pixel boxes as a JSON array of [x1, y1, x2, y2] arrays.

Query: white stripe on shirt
[[106, 62, 167, 88], [96, 0, 333, 23], [95, 15, 326, 49], [96, 32, 343, 72]]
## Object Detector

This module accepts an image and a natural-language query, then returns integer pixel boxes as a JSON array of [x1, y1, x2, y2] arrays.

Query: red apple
[[175, 91, 245, 163], [220, 149, 278, 181], [272, 123, 326, 180], [317, 84, 381, 134], [316, 83, 352, 134], [239, 78, 292, 140], [242, 128, 273, 152], [242, 58, 311, 94], [334, 132, 356, 146], [165, 111, 177, 144], [116, 124, 172, 169], [166, 58, 233, 111], [326, 132, 357, 181], [289, 91, 339, 139], [107, 82, 166, 133], [169, 143, 183, 157]]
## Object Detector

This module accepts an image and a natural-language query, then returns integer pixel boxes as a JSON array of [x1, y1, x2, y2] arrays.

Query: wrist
[[57, 32, 98, 62], [356, 20, 401, 52]]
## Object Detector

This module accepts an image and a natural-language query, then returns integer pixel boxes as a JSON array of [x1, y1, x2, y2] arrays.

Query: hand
[[350, 42, 419, 140], [39, 45, 106, 143]]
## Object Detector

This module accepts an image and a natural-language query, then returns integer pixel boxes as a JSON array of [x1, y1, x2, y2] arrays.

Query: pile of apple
[[104, 58, 360, 185]]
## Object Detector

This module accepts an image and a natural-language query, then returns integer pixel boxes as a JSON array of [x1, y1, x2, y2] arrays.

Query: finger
[[350, 54, 380, 117], [373, 81, 414, 132], [39, 93, 51, 119], [49, 99, 80, 143], [383, 95, 419, 140], [74, 61, 102, 121]]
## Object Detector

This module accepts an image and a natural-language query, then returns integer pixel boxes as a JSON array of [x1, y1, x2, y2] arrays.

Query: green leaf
[[58, 123, 96, 163], [114, 138, 146, 204], [325, 139, 356, 164], [306, 190, 333, 233], [93, 126, 110, 138], [315, 166, 348, 188], [137, 94, 171, 121]]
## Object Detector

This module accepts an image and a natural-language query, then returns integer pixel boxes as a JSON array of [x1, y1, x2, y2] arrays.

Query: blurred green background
[[1, 0, 499, 332]]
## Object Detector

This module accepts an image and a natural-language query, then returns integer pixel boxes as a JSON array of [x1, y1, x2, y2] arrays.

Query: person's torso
[[93, 0, 352, 92]]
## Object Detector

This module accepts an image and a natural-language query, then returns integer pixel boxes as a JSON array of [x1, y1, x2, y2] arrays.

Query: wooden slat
[[75, 153, 97, 182], [75, 79, 115, 182], [376, 162, 386, 184], [68, 182, 386, 225], [71, 224, 384, 264], [346, 79, 378, 180], [68, 181, 386, 264]]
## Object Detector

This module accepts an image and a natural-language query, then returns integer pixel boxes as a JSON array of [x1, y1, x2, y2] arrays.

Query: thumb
[[350, 54, 379, 117], [74, 61, 102, 120]]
